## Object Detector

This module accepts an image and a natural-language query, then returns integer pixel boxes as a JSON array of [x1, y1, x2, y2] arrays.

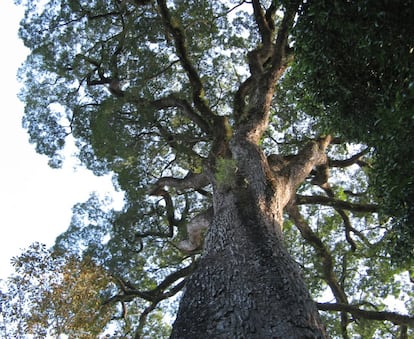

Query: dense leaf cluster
[[292, 0, 414, 263]]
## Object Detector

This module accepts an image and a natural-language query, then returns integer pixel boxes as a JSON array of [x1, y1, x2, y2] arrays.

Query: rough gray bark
[[165, 2, 330, 337], [170, 136, 331, 338]]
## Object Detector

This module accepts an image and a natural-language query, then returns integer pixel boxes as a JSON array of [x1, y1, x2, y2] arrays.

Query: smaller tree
[[1, 241, 174, 338], [0, 243, 116, 338]]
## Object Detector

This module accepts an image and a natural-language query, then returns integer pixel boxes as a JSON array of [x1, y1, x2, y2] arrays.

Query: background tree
[[6, 0, 413, 337], [291, 0, 414, 265], [0, 243, 115, 338]]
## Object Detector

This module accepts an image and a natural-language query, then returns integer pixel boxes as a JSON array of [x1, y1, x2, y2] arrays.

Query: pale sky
[[0, 1, 122, 280]]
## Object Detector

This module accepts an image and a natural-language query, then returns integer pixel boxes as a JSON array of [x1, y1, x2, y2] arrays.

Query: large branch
[[252, 0, 276, 46], [155, 263, 197, 297], [152, 94, 211, 134], [249, 1, 295, 77], [296, 194, 378, 213], [268, 1, 298, 73], [266, 136, 333, 210], [286, 135, 333, 189], [247, 0, 278, 76], [329, 148, 370, 168], [156, 0, 216, 125], [317, 303, 414, 326], [149, 172, 210, 196], [235, 3, 298, 142], [286, 204, 348, 304], [287, 203, 355, 335], [106, 262, 196, 305]]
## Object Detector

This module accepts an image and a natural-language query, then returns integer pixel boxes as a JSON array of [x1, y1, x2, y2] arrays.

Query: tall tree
[[10, 0, 413, 337]]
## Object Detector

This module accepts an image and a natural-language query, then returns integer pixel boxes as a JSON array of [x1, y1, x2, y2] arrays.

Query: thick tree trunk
[[161, 2, 329, 335], [171, 139, 328, 338]]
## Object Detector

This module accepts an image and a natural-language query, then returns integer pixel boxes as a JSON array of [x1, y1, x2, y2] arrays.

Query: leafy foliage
[[1, 243, 115, 337], [292, 0, 414, 264]]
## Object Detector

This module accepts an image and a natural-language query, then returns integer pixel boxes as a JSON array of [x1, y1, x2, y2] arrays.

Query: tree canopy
[[1, 0, 413, 338], [292, 0, 414, 262]]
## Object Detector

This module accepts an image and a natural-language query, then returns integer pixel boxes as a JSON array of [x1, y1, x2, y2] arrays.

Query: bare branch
[[106, 262, 196, 305], [103, 285, 155, 304], [287, 201, 357, 335], [156, 0, 216, 124], [152, 95, 211, 134], [135, 302, 157, 339], [285, 135, 333, 189], [248, 1, 279, 77], [251, 0, 277, 46], [269, 1, 299, 73], [339, 209, 357, 251], [152, 189, 176, 234], [286, 203, 348, 304], [296, 194, 378, 213], [329, 148, 370, 168], [144, 59, 180, 81], [318, 183, 367, 251], [400, 325, 408, 339], [317, 303, 414, 326], [156, 262, 197, 295], [133, 261, 192, 338], [149, 172, 210, 196]]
